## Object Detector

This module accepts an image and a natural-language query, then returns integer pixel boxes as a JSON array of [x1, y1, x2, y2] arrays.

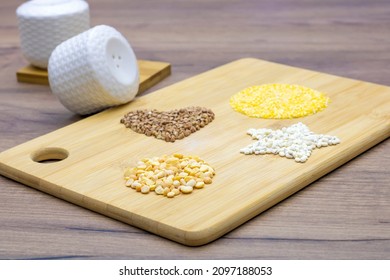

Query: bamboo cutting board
[[1, 58, 389, 246]]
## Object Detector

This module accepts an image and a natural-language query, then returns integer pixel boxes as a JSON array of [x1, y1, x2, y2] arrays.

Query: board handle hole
[[31, 147, 69, 163]]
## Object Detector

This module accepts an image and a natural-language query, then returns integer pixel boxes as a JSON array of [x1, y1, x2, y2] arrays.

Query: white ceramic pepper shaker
[[48, 25, 139, 115], [16, 0, 90, 69]]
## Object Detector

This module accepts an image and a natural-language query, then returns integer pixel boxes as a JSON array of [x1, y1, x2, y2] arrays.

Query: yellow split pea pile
[[124, 154, 215, 198], [230, 84, 330, 119]]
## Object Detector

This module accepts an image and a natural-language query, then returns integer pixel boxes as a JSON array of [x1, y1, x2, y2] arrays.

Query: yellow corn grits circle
[[229, 84, 330, 119]]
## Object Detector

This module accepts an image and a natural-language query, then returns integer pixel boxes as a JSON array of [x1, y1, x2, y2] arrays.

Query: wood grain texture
[[1, 58, 389, 246], [16, 60, 171, 93], [0, 0, 389, 258]]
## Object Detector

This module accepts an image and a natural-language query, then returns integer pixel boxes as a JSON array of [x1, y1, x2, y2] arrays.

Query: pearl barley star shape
[[240, 122, 340, 163]]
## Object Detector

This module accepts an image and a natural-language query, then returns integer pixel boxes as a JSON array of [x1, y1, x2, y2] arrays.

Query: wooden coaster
[[16, 60, 171, 94]]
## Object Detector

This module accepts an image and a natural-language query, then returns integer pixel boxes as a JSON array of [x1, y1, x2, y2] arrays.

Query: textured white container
[[48, 25, 140, 115], [16, 0, 90, 69]]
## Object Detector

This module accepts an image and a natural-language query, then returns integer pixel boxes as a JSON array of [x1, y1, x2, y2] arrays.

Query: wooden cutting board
[[1, 58, 389, 246]]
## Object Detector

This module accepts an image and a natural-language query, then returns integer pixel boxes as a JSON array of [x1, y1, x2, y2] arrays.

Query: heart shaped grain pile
[[120, 106, 215, 142]]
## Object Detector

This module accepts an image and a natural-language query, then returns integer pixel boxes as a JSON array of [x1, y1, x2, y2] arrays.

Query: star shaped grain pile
[[240, 122, 340, 163]]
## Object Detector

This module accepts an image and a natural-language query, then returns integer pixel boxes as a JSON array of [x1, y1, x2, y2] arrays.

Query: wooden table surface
[[0, 0, 389, 259]]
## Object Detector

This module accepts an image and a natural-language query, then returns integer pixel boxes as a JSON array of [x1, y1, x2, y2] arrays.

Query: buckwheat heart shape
[[120, 106, 215, 142]]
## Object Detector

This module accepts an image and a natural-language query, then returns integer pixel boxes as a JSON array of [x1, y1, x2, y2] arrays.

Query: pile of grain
[[230, 84, 330, 119], [120, 106, 215, 142]]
